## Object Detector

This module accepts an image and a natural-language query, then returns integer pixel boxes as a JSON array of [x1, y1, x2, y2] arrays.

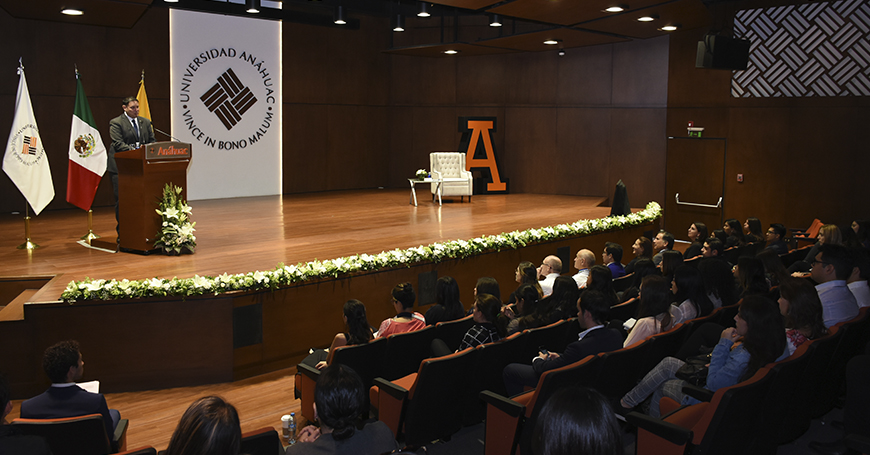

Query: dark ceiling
[[0, 0, 817, 57]]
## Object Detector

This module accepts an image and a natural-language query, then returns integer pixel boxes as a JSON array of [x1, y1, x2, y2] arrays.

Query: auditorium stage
[[0, 189, 617, 302]]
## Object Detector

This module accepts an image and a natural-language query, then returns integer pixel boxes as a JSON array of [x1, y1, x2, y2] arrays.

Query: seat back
[[608, 297, 639, 323], [330, 337, 388, 392], [812, 308, 870, 418], [382, 326, 437, 380], [433, 314, 475, 352], [520, 319, 571, 359], [645, 323, 691, 368], [592, 339, 656, 400], [722, 246, 740, 265], [12, 413, 111, 455], [402, 347, 480, 446], [430, 152, 467, 179], [465, 332, 528, 425], [612, 273, 634, 292], [240, 427, 283, 455]]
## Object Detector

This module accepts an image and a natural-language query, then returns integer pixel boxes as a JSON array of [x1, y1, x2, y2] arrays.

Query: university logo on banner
[[177, 47, 276, 150]]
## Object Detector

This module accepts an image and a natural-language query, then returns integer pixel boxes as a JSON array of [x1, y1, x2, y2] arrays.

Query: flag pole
[[80, 209, 100, 241], [17, 204, 39, 250]]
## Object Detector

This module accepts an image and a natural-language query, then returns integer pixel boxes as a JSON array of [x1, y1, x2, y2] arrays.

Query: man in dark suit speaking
[[108, 96, 155, 236], [20, 340, 121, 441], [502, 290, 623, 396]]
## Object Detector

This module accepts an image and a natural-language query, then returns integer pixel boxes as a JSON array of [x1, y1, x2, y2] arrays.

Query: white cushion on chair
[[429, 153, 473, 198]]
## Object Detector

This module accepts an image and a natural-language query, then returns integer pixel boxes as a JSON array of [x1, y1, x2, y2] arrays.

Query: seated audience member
[[459, 294, 503, 350], [777, 277, 827, 355], [538, 255, 562, 296], [21, 340, 121, 441], [660, 250, 684, 282], [744, 217, 765, 244], [0, 374, 52, 454], [757, 248, 789, 289], [670, 265, 714, 325], [585, 265, 619, 307], [602, 243, 625, 279], [503, 283, 546, 336], [734, 256, 770, 300], [287, 365, 398, 455], [165, 396, 241, 455], [848, 247, 870, 308], [541, 276, 582, 322], [302, 299, 374, 370], [625, 237, 653, 275], [698, 258, 738, 310], [711, 229, 728, 245], [652, 230, 678, 266], [812, 244, 859, 328], [375, 283, 425, 338], [701, 238, 727, 261], [847, 220, 870, 249], [474, 277, 501, 302], [723, 218, 745, 247], [684, 222, 709, 259], [619, 296, 786, 417], [507, 261, 543, 305], [789, 224, 842, 274], [623, 275, 675, 348], [618, 258, 658, 303], [502, 290, 623, 396], [572, 249, 595, 288], [425, 276, 465, 326], [764, 223, 789, 255], [532, 387, 622, 455]]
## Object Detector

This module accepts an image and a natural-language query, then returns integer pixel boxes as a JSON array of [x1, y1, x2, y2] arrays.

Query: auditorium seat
[[240, 427, 283, 455], [11, 413, 129, 455], [518, 319, 573, 360], [480, 354, 602, 455], [371, 347, 479, 445], [432, 314, 474, 352], [780, 244, 812, 268], [628, 365, 776, 455], [381, 325, 437, 381], [590, 338, 657, 401], [612, 273, 634, 293], [296, 336, 388, 422], [811, 307, 870, 419], [464, 332, 528, 425], [608, 297, 639, 322]]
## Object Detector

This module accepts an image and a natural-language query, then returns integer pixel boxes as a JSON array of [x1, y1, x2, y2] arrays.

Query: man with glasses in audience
[[537, 255, 562, 296], [811, 244, 859, 328], [764, 223, 789, 255]]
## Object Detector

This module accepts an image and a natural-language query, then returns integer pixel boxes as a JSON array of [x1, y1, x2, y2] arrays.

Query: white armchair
[[429, 152, 473, 202]]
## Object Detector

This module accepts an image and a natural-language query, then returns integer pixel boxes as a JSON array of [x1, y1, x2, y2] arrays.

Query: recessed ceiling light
[[443, 49, 459, 54], [163, 0, 179, 3], [637, 15, 657, 22], [543, 39, 561, 45], [489, 14, 502, 27], [61, 8, 84, 15], [604, 5, 627, 12], [661, 24, 679, 31], [418, 2, 430, 17]]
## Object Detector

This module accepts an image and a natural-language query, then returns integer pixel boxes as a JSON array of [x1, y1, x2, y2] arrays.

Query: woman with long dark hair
[[735, 256, 769, 299], [684, 222, 709, 259], [425, 276, 465, 326], [165, 396, 241, 455], [532, 387, 622, 455], [625, 237, 653, 275], [723, 218, 745, 247], [778, 277, 827, 355], [619, 296, 786, 417], [504, 283, 546, 335], [585, 264, 619, 307], [670, 265, 714, 325], [298, 299, 375, 372], [744, 217, 764, 244], [541, 275, 581, 322], [624, 275, 674, 348], [698, 259, 738, 310]]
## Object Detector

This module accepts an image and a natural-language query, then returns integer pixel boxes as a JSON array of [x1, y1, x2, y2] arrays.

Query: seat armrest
[[114, 418, 129, 452], [373, 377, 409, 401], [431, 170, 443, 180], [479, 390, 525, 418], [626, 412, 693, 446], [297, 362, 321, 381], [681, 384, 714, 402], [373, 377, 409, 439]]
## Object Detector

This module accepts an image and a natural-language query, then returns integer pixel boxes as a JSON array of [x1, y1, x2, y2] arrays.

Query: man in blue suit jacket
[[503, 290, 624, 396], [20, 340, 120, 440]]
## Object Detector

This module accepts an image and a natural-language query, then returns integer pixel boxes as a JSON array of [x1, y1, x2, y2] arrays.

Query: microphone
[[153, 126, 184, 142]]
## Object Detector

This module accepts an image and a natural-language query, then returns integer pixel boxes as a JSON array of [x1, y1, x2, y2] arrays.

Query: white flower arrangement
[[61, 201, 661, 302], [415, 169, 428, 180], [153, 183, 196, 255]]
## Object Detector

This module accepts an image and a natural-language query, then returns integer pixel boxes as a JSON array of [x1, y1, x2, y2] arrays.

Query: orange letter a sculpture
[[458, 117, 508, 193]]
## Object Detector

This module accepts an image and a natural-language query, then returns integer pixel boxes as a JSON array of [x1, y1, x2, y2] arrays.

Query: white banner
[[170, 9, 281, 200]]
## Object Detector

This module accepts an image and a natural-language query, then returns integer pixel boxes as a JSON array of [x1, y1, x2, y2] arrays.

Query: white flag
[[3, 65, 54, 215]]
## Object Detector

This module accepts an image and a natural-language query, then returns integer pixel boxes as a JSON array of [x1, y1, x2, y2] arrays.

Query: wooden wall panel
[[610, 108, 668, 205], [555, 109, 612, 195], [555, 45, 614, 106], [326, 105, 390, 188], [612, 36, 669, 107], [503, 52, 560, 106], [0, 7, 170, 214], [283, 104, 330, 193], [455, 54, 508, 105], [390, 54, 458, 106], [503, 107, 559, 194]]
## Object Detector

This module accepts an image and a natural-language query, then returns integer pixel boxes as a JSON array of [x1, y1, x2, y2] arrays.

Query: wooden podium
[[115, 142, 192, 254]]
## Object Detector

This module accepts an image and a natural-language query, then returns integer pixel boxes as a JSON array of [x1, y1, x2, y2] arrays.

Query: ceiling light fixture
[[418, 2, 430, 17], [637, 14, 658, 22], [163, 0, 178, 3], [61, 8, 84, 15], [604, 4, 627, 12], [334, 6, 346, 24], [443, 49, 459, 54], [661, 24, 679, 31], [558, 49, 565, 56], [543, 39, 561, 45], [245, 0, 260, 13], [393, 13, 405, 32], [489, 14, 502, 27]]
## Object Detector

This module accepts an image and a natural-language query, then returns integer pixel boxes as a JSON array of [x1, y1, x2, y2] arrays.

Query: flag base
[[17, 239, 39, 250]]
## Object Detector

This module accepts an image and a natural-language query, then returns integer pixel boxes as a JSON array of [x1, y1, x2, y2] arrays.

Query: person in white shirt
[[537, 255, 562, 296], [811, 244, 859, 328], [847, 247, 870, 308], [572, 249, 595, 289]]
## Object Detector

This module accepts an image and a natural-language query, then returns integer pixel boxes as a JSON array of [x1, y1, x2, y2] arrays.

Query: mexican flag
[[66, 72, 106, 211], [3, 64, 54, 215]]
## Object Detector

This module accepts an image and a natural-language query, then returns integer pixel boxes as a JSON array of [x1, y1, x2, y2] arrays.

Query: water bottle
[[288, 412, 297, 444], [281, 415, 291, 443]]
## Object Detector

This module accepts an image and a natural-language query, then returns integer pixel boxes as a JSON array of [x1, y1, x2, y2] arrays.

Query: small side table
[[408, 178, 442, 206]]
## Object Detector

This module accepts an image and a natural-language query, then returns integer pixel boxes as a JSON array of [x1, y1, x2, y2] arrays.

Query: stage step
[[0, 288, 38, 321]]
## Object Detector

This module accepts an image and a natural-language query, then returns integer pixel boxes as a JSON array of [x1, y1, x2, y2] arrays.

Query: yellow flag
[[136, 73, 151, 122]]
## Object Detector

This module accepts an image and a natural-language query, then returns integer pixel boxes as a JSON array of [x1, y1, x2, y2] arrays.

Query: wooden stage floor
[[0, 189, 616, 301]]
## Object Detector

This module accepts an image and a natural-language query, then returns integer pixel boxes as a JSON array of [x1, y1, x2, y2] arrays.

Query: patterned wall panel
[[732, 0, 870, 97]]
